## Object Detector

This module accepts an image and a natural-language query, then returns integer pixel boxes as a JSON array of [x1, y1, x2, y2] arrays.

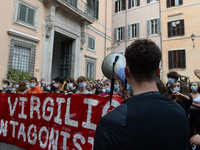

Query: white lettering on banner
[[27, 124, 37, 145], [65, 98, 78, 127], [48, 128, 59, 150], [43, 97, 54, 121], [39, 127, 49, 148], [82, 98, 98, 130], [54, 98, 65, 125], [8, 97, 18, 116], [0, 119, 8, 137], [73, 134, 85, 150], [30, 96, 41, 119], [10, 120, 19, 138], [88, 137, 94, 150], [60, 131, 70, 150], [17, 123, 26, 142], [102, 99, 121, 117], [18, 97, 27, 119]]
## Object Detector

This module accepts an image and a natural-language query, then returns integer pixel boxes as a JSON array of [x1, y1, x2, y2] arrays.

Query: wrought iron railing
[[65, 0, 95, 19]]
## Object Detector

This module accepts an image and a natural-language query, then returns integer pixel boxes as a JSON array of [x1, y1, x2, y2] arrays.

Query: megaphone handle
[[110, 74, 114, 106]]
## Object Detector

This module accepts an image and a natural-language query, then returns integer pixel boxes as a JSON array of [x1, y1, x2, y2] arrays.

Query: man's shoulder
[[100, 92, 187, 127]]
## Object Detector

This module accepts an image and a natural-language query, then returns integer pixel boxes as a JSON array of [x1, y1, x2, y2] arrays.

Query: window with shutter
[[157, 18, 161, 34], [168, 20, 184, 37], [167, 0, 183, 8], [87, 36, 96, 51], [129, 0, 140, 8], [168, 51, 173, 69], [122, 26, 126, 40], [148, 19, 158, 35], [115, 0, 126, 12], [168, 50, 186, 69], [17, 3, 35, 26], [85, 59, 96, 79]]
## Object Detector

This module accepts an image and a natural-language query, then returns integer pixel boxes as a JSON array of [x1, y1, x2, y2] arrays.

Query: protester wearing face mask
[[189, 82, 200, 146], [28, 77, 43, 94], [167, 72, 179, 96], [16, 80, 26, 94], [113, 80, 120, 95], [53, 77, 65, 94], [100, 79, 118, 97], [76, 76, 91, 94], [25, 82, 30, 93], [66, 76, 77, 94], [43, 84, 51, 93], [170, 81, 193, 117], [0, 81, 11, 93], [11, 84, 17, 93], [41, 78, 46, 87]]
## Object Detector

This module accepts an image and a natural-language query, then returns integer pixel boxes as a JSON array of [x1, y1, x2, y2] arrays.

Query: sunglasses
[[66, 81, 73, 83]]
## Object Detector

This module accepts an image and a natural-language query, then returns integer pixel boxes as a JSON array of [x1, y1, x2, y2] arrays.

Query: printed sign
[[0, 94, 123, 150]]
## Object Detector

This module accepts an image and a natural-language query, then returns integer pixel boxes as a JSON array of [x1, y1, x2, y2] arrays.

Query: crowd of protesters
[[2, 68, 200, 148]]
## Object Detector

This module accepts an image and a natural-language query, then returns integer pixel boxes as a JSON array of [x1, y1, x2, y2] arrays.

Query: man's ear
[[125, 66, 129, 78]]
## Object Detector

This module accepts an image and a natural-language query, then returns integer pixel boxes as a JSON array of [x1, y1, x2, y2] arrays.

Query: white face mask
[[102, 89, 106, 93], [42, 81, 45, 84], [54, 83, 59, 88]]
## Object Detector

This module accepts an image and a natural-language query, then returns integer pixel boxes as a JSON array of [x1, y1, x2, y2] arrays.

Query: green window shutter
[[27, 8, 35, 26], [18, 3, 27, 22], [94, 0, 99, 19]]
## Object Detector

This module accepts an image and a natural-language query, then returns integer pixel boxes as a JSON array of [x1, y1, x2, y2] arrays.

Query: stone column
[[41, 21, 55, 84]]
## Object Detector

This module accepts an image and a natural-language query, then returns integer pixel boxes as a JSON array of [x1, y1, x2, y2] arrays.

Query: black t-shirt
[[67, 89, 77, 93], [172, 95, 193, 117], [94, 91, 189, 150], [0, 89, 11, 93]]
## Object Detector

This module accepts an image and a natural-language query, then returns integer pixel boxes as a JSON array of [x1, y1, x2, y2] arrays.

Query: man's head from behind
[[125, 39, 161, 83]]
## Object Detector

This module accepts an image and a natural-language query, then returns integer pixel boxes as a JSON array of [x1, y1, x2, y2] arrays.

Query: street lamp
[[107, 39, 121, 50], [191, 33, 195, 48]]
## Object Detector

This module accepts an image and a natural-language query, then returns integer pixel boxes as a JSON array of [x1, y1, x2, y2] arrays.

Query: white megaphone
[[101, 53, 126, 85]]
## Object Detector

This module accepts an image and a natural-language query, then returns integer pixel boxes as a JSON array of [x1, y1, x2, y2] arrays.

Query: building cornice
[[8, 29, 40, 43], [162, 34, 200, 41], [84, 53, 98, 60], [87, 25, 112, 41]]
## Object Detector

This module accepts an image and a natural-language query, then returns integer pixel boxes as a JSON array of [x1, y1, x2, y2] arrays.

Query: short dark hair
[[77, 76, 87, 83], [4, 80, 10, 86], [54, 77, 64, 85], [66, 76, 75, 84], [30, 77, 37, 82], [125, 39, 161, 83], [167, 72, 179, 80]]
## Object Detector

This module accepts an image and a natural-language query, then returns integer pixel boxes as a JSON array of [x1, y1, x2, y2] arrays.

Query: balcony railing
[[65, 0, 95, 19]]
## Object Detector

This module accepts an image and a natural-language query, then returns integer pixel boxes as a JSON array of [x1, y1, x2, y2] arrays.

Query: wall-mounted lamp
[[107, 39, 121, 50], [191, 33, 195, 48]]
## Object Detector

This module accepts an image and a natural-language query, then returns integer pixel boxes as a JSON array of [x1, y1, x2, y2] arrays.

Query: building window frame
[[167, 0, 183, 8], [168, 19, 184, 38], [8, 38, 36, 76], [114, 26, 126, 41], [128, 0, 140, 9], [115, 0, 126, 13], [147, 18, 161, 36], [12, 0, 40, 31], [87, 34, 96, 53], [128, 22, 140, 39], [85, 58, 96, 79], [168, 49, 186, 69], [147, 0, 157, 4]]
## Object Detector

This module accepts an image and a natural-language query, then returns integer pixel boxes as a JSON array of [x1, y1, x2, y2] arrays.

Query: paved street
[[0, 142, 26, 150]]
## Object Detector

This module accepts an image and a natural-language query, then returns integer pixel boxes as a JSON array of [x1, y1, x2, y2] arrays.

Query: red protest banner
[[0, 93, 123, 150]]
